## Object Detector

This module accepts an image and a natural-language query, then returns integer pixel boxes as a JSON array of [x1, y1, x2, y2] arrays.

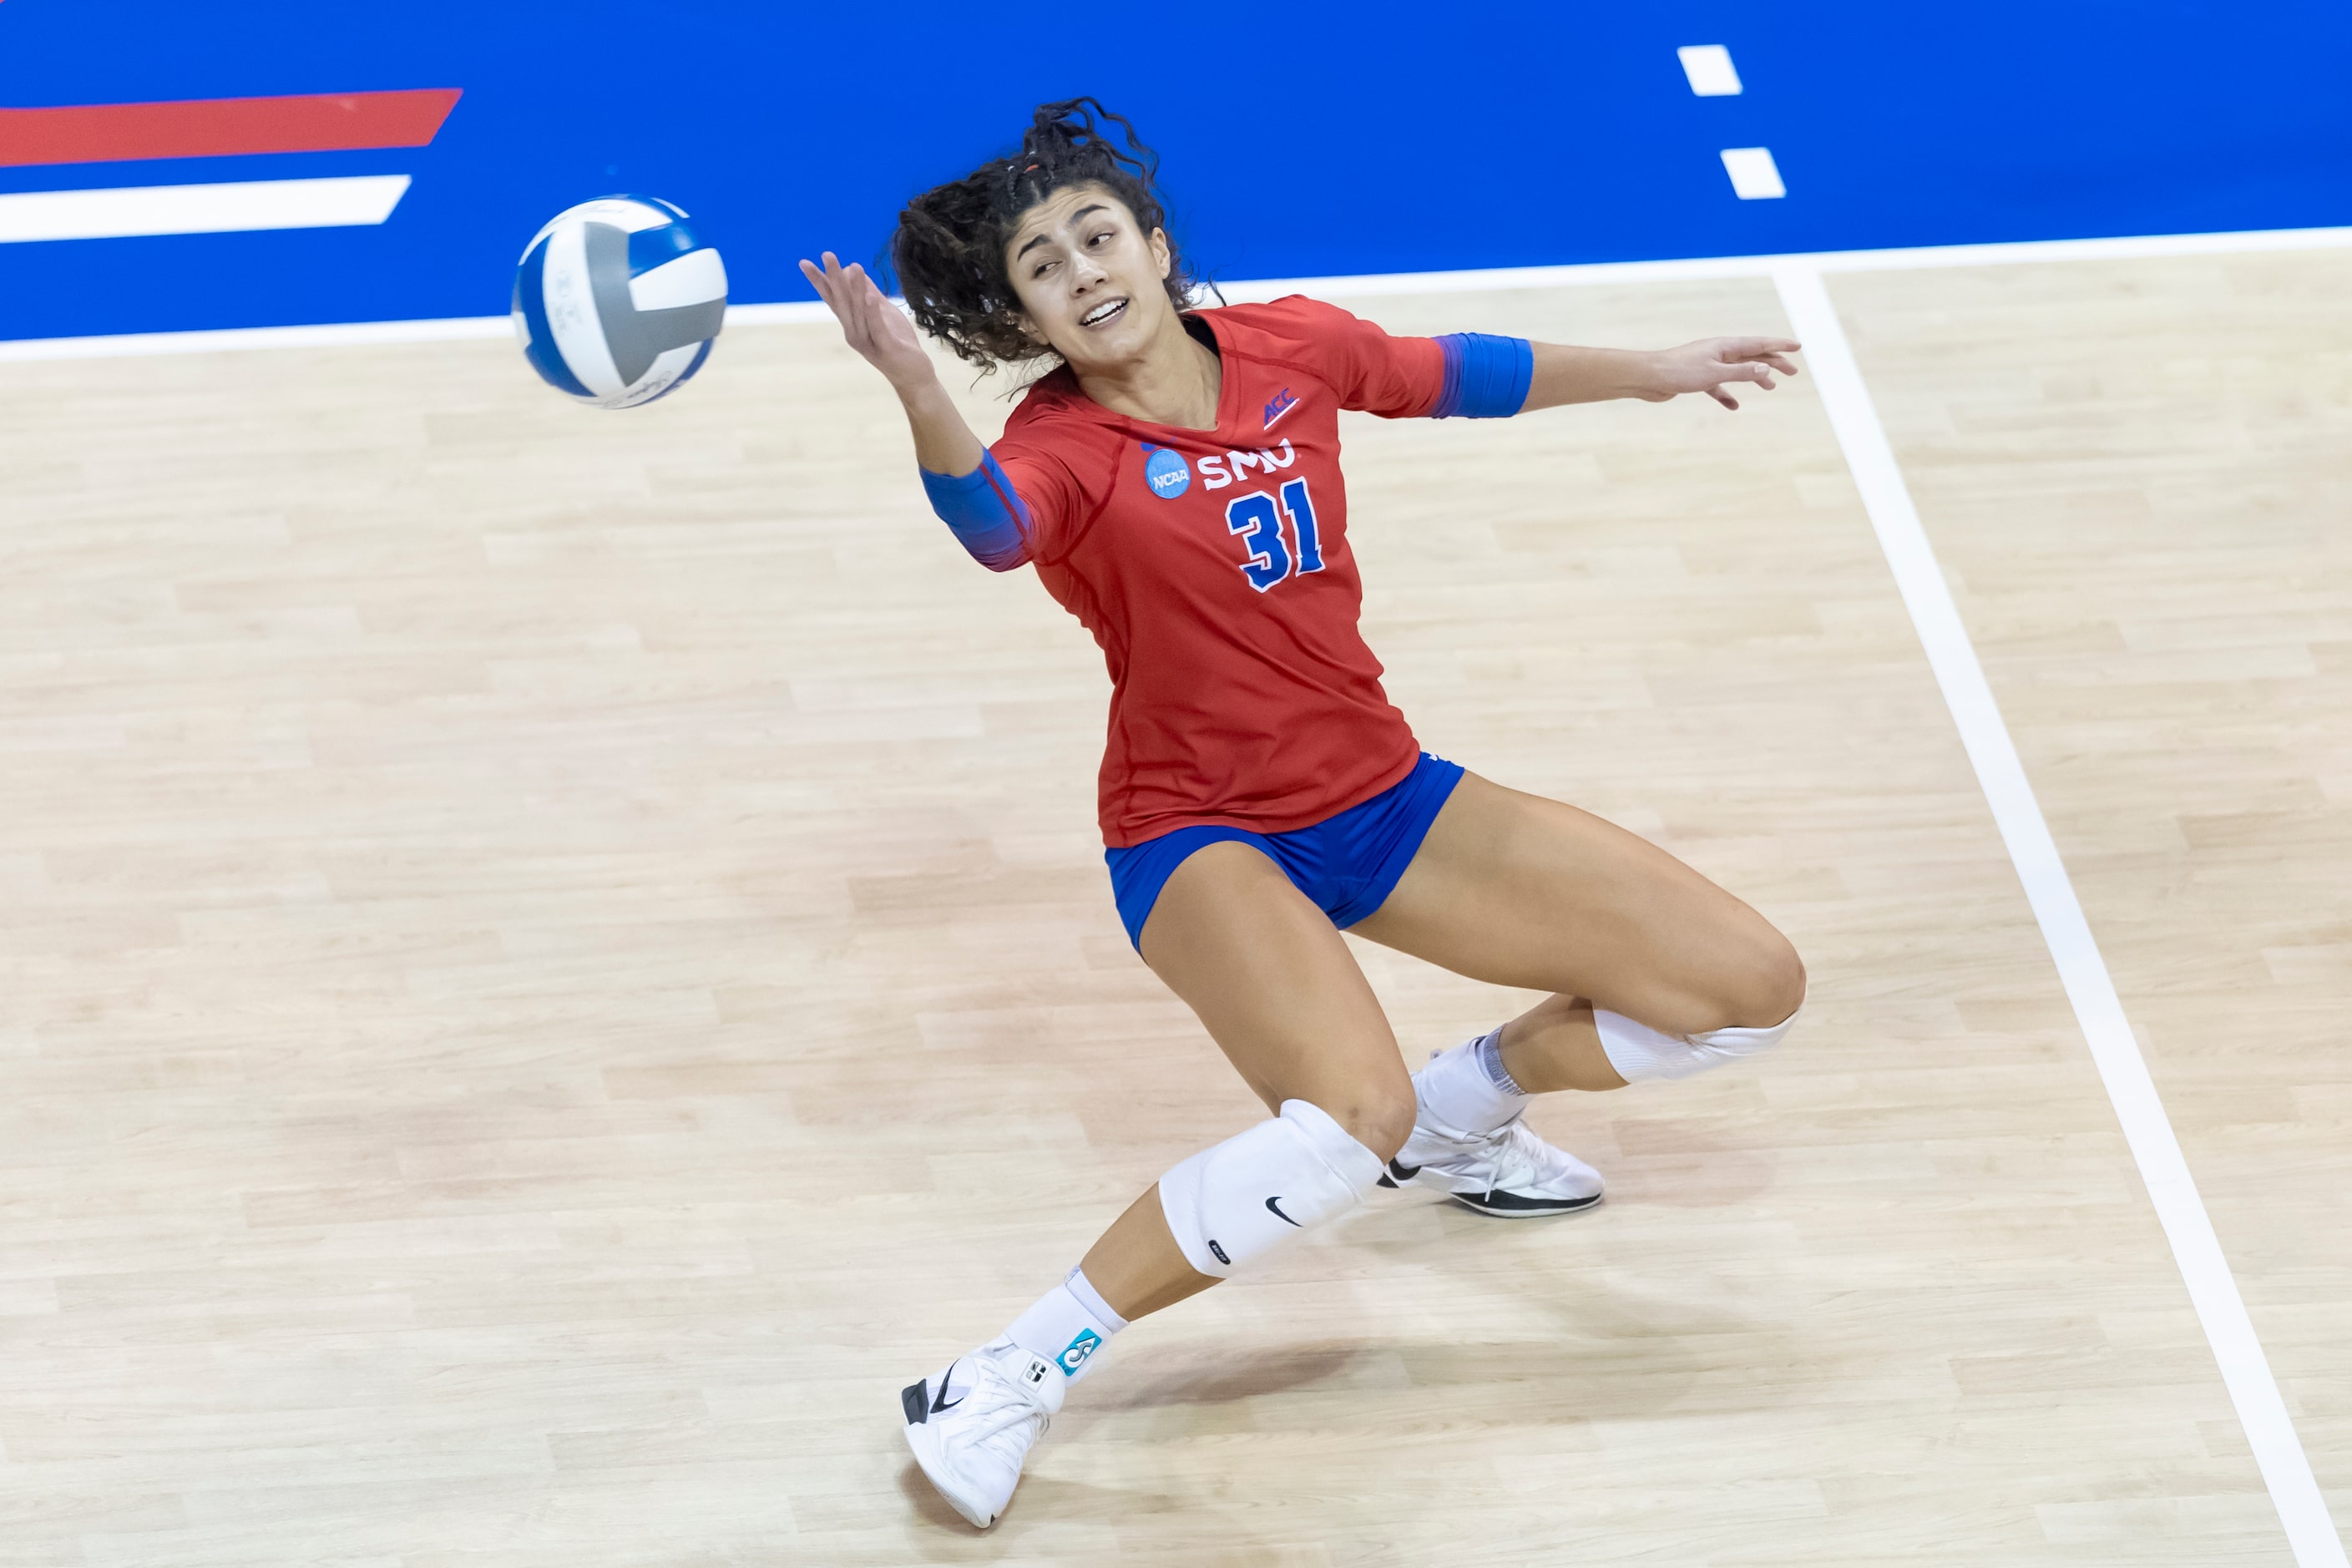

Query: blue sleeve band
[[1430, 333, 1535, 418], [919, 452, 1031, 571]]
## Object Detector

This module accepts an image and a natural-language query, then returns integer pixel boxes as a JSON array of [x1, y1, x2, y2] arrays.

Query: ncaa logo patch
[[1058, 1328, 1103, 1375], [1142, 444, 1191, 500]]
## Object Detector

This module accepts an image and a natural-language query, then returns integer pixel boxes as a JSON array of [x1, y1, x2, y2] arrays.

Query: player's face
[[1004, 185, 1176, 371]]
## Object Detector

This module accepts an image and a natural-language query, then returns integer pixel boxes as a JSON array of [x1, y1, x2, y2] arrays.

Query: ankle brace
[[1416, 1029, 1528, 1135]]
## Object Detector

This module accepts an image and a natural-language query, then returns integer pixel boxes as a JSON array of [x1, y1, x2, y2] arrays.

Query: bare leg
[[1080, 775, 1803, 1316], [1078, 841, 1417, 1322], [1353, 771, 1804, 1080], [899, 842, 1432, 1530], [1495, 994, 1622, 1094], [1078, 1189, 1213, 1319]]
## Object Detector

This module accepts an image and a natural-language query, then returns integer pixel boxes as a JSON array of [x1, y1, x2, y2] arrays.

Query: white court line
[[1773, 259, 2349, 1568], [1211, 223, 2352, 302], [721, 300, 837, 328], [0, 298, 827, 362], [3, 222, 2349, 361], [0, 175, 412, 245]]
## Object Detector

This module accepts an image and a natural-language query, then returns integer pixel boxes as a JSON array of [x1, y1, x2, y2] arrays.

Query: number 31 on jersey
[[1225, 479, 1324, 593]]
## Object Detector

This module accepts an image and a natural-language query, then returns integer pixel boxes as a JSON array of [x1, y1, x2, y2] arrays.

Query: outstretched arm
[[1525, 336, 1801, 412], [799, 252, 1030, 571], [798, 252, 987, 474]]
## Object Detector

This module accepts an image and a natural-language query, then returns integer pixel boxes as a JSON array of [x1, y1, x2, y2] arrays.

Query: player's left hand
[[1645, 337, 1802, 408]]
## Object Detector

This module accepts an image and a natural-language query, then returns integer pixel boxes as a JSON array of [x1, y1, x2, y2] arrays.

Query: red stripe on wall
[[0, 89, 462, 169]]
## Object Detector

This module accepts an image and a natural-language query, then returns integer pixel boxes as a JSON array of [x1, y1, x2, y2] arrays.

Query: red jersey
[[991, 296, 1448, 847]]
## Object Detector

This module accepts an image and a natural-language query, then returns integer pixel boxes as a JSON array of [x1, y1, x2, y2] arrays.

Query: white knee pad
[[1595, 999, 1803, 1083], [1156, 1100, 1385, 1279]]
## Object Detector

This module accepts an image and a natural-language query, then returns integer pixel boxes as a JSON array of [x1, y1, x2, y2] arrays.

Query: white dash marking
[[1679, 44, 1743, 96], [1720, 147, 1786, 200]]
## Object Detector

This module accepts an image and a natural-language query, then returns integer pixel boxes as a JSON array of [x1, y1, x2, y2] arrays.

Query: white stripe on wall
[[1773, 258, 2350, 1568], [0, 175, 412, 245]]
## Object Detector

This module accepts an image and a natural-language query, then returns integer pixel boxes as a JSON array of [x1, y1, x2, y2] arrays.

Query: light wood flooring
[[0, 254, 2343, 1565]]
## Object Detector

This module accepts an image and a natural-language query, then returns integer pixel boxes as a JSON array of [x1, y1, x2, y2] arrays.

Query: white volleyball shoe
[[1382, 1105, 1606, 1218], [900, 1338, 1063, 1529]]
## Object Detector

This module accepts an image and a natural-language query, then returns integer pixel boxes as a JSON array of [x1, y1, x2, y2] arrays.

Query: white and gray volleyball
[[513, 195, 726, 408]]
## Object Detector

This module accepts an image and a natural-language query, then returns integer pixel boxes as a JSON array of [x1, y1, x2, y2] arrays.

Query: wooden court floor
[[0, 252, 2343, 1565]]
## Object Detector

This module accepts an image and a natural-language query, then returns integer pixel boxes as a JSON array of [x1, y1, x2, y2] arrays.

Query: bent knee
[[1326, 1084, 1416, 1165], [1700, 925, 1806, 1034], [1746, 933, 1807, 1027]]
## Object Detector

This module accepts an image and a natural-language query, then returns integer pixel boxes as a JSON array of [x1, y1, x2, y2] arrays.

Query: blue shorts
[[1105, 752, 1465, 951]]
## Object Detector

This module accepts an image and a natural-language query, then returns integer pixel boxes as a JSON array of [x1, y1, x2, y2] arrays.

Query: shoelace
[[1445, 1115, 1555, 1191], [959, 1357, 1051, 1471], [1467, 1114, 1542, 1189]]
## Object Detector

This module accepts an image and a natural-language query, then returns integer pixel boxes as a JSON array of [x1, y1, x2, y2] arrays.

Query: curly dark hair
[[890, 98, 1196, 369]]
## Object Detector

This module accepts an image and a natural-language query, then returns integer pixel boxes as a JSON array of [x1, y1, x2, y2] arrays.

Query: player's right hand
[[799, 252, 936, 391]]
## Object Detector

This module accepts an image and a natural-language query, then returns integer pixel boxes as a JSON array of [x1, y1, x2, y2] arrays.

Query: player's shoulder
[[1196, 295, 1371, 351], [1004, 363, 1081, 422], [997, 366, 1121, 476], [1195, 296, 1393, 388], [1002, 366, 1100, 444]]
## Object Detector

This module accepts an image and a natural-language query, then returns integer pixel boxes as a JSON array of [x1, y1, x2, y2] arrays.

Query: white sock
[[1414, 1027, 1528, 1135], [1004, 1267, 1125, 1383]]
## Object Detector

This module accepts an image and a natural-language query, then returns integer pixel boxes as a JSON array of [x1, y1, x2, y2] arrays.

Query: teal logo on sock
[[1057, 1328, 1102, 1376]]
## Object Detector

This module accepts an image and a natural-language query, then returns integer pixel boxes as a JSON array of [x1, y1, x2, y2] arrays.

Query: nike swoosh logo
[[930, 1360, 965, 1414], [1265, 1196, 1302, 1227]]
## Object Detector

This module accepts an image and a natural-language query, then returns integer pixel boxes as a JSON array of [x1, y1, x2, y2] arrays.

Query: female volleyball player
[[801, 99, 1807, 1529]]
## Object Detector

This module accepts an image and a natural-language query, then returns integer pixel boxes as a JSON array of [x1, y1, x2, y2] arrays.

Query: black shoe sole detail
[[1375, 1158, 1422, 1191], [901, 1380, 929, 1425], [1448, 1189, 1604, 1218]]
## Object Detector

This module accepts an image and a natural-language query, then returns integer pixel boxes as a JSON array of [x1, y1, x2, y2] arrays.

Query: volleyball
[[512, 195, 727, 409]]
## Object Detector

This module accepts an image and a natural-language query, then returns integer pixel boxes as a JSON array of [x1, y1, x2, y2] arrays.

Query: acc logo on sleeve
[[1141, 444, 1192, 499]]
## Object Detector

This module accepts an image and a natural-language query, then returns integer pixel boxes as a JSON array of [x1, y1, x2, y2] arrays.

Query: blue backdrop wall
[[1, 0, 2347, 341]]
